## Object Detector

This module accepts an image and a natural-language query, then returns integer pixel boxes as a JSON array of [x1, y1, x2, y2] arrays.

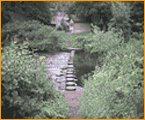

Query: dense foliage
[[78, 32, 144, 119], [67, 1, 144, 37], [108, 1, 131, 42], [1, 1, 144, 119], [1, 20, 68, 51], [57, 19, 69, 32], [49, 1, 76, 13], [129, 1, 144, 32], [1, 1, 52, 27], [1, 38, 71, 119], [73, 26, 123, 54]]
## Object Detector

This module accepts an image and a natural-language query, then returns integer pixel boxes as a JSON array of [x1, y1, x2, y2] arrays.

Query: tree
[[67, 1, 112, 32], [129, 1, 144, 32], [1, 1, 52, 27], [49, 1, 76, 13], [109, 1, 131, 42]]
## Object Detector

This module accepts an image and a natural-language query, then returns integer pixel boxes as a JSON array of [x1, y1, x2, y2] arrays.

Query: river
[[36, 50, 98, 91]]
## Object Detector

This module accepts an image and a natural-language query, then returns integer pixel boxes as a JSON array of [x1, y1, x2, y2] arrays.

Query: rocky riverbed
[[37, 52, 84, 92]]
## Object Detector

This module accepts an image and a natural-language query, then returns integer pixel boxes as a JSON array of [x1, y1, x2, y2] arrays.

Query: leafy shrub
[[130, 32, 144, 45], [78, 34, 144, 119], [74, 27, 123, 54], [1, 20, 43, 44], [2, 20, 68, 52], [73, 52, 99, 87], [1, 38, 70, 119], [129, 1, 144, 33], [109, 1, 132, 42]]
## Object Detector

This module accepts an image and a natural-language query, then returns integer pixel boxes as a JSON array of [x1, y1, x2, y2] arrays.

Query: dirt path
[[60, 91, 83, 119], [62, 38, 83, 119]]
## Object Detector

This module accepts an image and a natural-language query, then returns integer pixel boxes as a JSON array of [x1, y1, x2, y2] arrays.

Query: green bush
[[2, 20, 68, 52], [1, 38, 70, 119], [78, 34, 144, 119], [74, 27, 123, 54], [1, 20, 43, 44], [109, 1, 132, 42]]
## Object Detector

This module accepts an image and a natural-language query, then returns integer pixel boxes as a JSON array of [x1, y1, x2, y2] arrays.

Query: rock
[[66, 82, 76, 86], [64, 47, 83, 51], [66, 86, 76, 91], [66, 74, 74, 78], [66, 78, 74, 82], [66, 71, 74, 74], [68, 65, 74, 68], [74, 79, 78, 82], [68, 62, 73, 65], [67, 68, 74, 72]]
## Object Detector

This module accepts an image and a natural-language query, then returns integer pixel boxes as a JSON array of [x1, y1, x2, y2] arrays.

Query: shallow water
[[36, 51, 97, 89], [74, 52, 98, 87]]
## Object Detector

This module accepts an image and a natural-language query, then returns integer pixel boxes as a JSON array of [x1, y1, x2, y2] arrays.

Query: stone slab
[[68, 65, 74, 68], [66, 78, 74, 82], [66, 71, 74, 74], [64, 47, 83, 51], [66, 86, 76, 91], [66, 74, 74, 78], [68, 62, 73, 65], [74, 79, 78, 82], [66, 82, 76, 86]]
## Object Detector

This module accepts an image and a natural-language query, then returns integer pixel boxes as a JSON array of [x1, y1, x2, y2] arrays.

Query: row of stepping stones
[[65, 50, 78, 91]]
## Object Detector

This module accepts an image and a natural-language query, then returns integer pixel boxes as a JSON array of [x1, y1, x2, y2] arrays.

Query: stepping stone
[[74, 79, 78, 82], [66, 74, 74, 78], [68, 65, 74, 68], [66, 78, 74, 82], [66, 86, 76, 91], [68, 62, 73, 65], [64, 47, 83, 51], [67, 68, 74, 70], [66, 82, 76, 86], [66, 71, 74, 74], [67, 69, 74, 72]]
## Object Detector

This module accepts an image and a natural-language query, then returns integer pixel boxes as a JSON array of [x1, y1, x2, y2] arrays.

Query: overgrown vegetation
[[77, 31, 144, 119], [1, 1, 52, 27], [1, 1, 144, 119], [2, 20, 68, 51], [1, 38, 71, 119]]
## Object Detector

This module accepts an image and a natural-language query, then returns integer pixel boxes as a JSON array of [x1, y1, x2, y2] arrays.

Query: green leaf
[[39, 56, 46, 61]]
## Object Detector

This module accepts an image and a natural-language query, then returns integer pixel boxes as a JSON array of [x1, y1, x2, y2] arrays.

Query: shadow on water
[[74, 52, 99, 87]]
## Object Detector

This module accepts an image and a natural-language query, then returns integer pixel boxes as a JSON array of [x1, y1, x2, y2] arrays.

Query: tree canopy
[[1, 1, 52, 27], [67, 1, 144, 33]]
